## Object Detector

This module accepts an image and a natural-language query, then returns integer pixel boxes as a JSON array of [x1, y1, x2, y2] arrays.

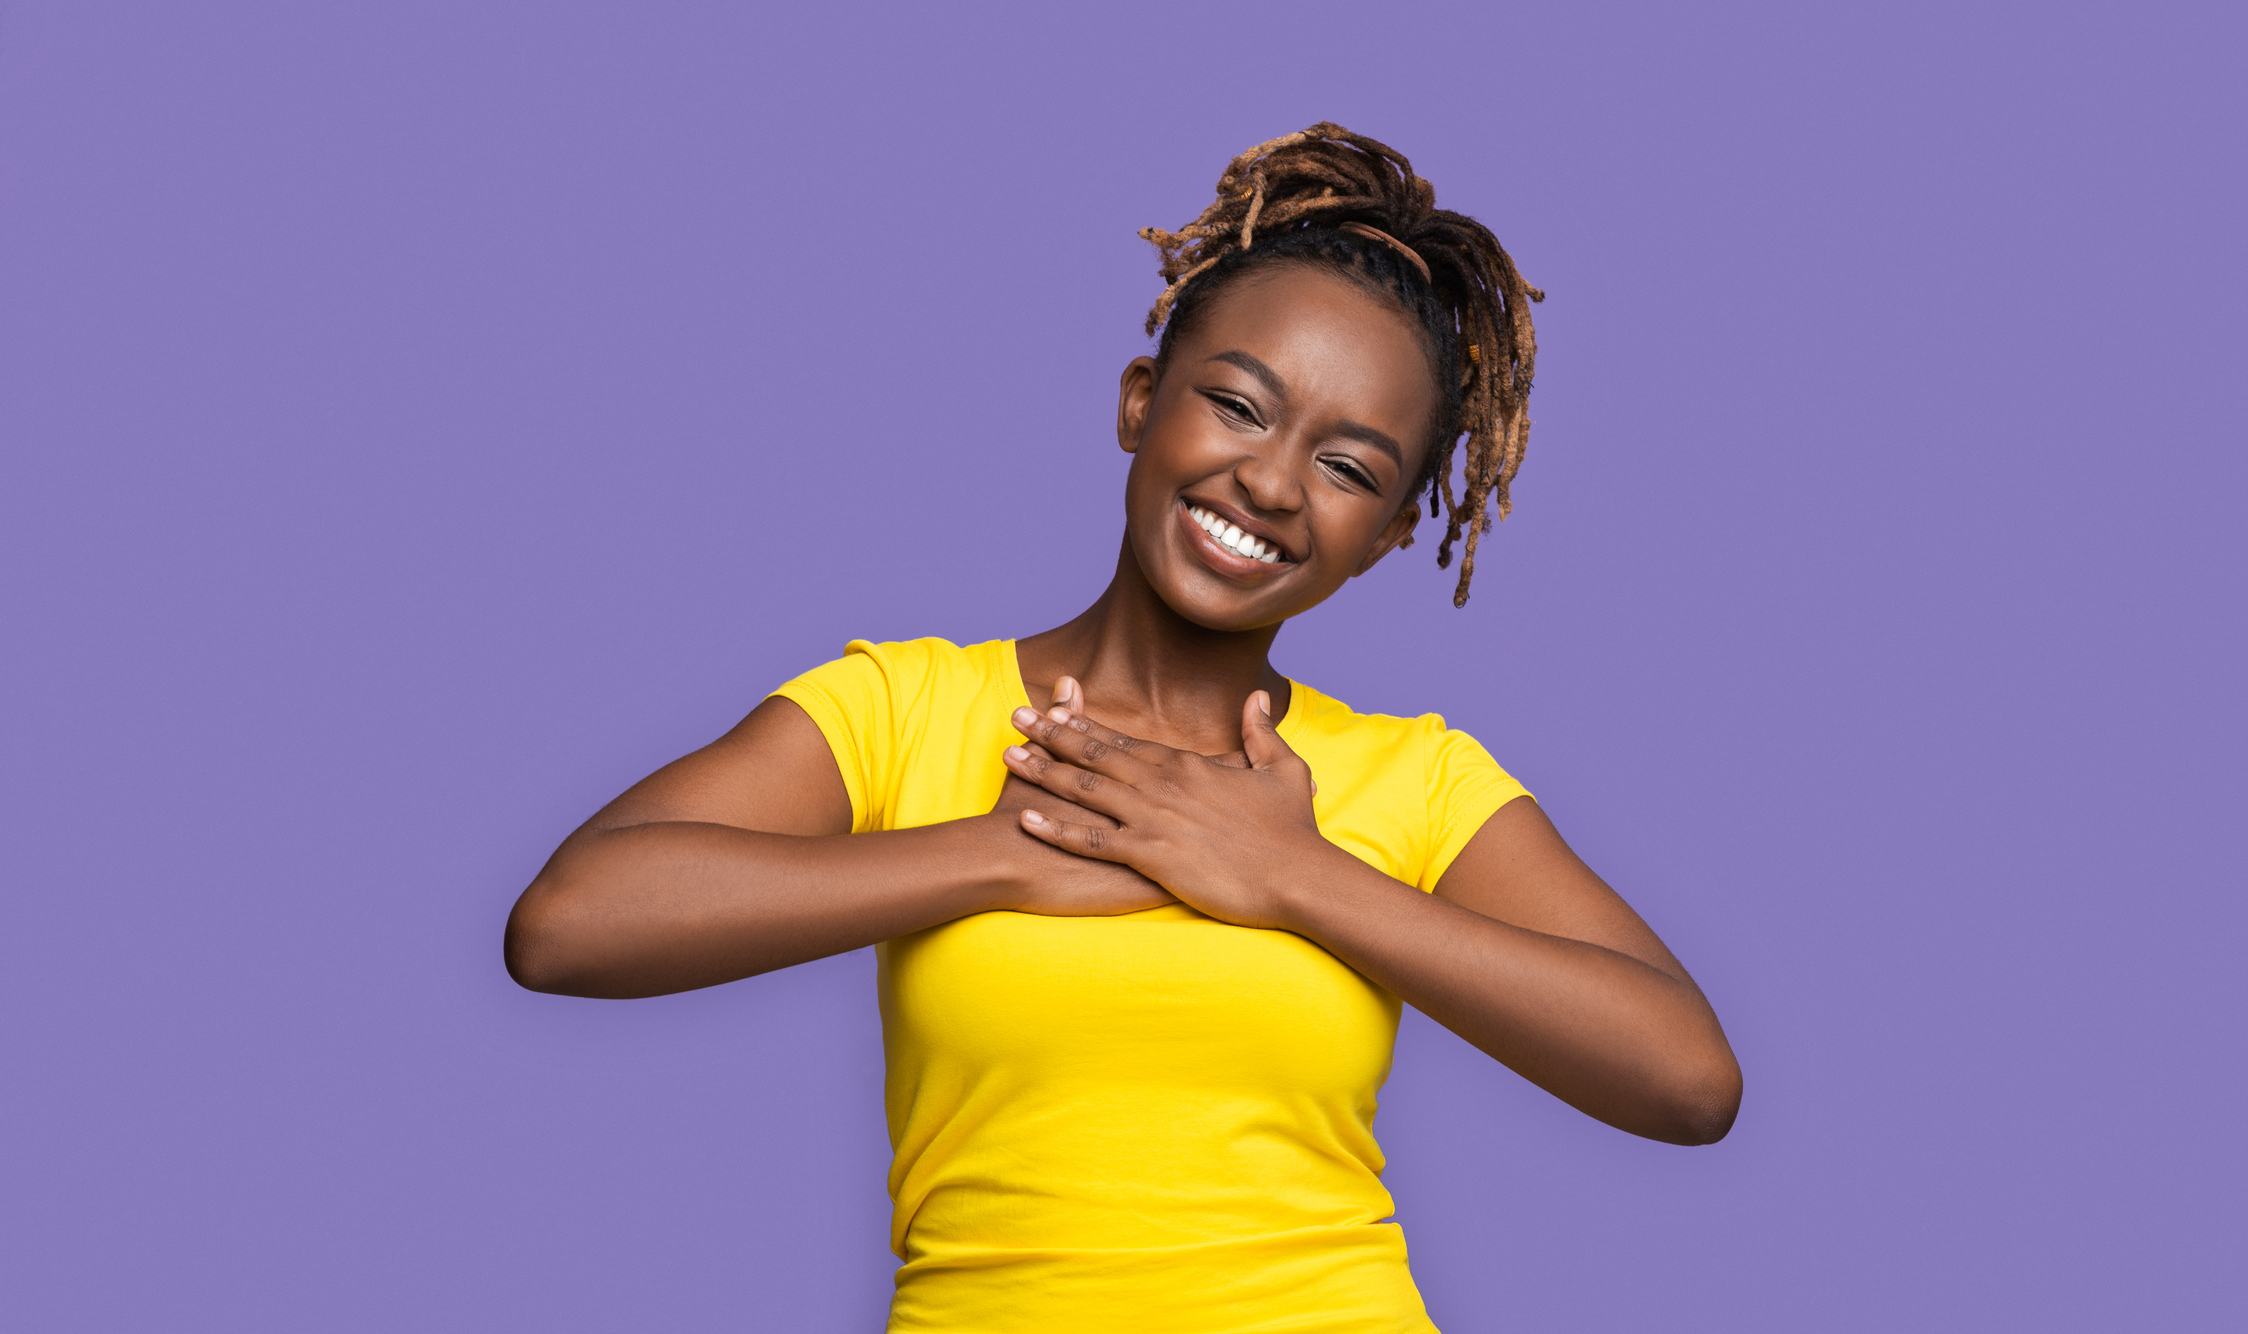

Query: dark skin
[[506, 265, 1742, 1145]]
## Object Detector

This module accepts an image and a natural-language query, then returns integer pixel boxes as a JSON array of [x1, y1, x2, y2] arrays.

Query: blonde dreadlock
[[1138, 123, 1543, 607]]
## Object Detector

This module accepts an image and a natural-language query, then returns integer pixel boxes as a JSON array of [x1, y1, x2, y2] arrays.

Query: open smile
[[1180, 499, 1292, 569]]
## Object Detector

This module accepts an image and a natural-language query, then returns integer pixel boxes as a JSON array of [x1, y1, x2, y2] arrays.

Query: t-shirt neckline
[[998, 639, 1303, 746]]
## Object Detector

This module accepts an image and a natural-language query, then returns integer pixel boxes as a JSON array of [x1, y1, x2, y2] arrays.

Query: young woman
[[506, 124, 1741, 1334]]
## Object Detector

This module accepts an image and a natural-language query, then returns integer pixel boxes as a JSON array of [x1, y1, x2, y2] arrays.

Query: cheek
[[1139, 402, 1229, 468], [1124, 411, 1224, 510], [1309, 491, 1400, 560], [1120, 454, 1191, 569], [1122, 446, 1173, 517]]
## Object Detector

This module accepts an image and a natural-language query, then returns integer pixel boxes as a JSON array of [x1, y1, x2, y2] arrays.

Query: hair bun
[[1138, 123, 1543, 608]]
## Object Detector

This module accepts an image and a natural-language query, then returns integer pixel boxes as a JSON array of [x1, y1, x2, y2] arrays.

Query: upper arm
[[575, 695, 854, 840], [1432, 796, 1694, 985]]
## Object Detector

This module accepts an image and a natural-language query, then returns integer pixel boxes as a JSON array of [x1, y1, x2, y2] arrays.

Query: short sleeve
[[770, 639, 910, 834], [1419, 724, 1534, 892]]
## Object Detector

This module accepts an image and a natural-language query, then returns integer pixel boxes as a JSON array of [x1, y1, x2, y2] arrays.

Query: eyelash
[[1324, 458, 1375, 490], [1209, 392, 1258, 424], [1205, 392, 1378, 492]]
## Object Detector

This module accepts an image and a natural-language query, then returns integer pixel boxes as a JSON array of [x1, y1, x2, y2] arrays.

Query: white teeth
[[1188, 504, 1282, 564]]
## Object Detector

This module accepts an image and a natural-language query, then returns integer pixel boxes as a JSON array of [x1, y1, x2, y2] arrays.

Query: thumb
[[1241, 690, 1304, 779]]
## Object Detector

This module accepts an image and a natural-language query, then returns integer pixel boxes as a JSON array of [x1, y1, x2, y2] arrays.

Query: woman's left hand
[[1008, 682, 1745, 1146], [1002, 682, 1342, 929]]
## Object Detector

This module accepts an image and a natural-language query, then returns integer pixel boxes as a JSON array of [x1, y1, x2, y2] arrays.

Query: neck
[[1014, 535, 1291, 755]]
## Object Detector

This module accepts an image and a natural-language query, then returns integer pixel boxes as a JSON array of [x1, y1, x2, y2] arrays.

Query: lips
[[1183, 501, 1289, 565]]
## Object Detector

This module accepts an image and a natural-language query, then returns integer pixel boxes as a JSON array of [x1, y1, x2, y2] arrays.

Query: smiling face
[[1117, 264, 1441, 632]]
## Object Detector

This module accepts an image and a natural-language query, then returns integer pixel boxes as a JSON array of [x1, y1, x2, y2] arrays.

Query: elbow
[[1657, 1055, 1743, 1146], [1667, 1092, 1740, 1147], [503, 891, 584, 995], [503, 883, 667, 999]]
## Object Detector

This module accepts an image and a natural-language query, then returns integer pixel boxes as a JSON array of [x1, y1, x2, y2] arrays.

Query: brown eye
[[1324, 457, 1376, 490], [1204, 392, 1257, 423]]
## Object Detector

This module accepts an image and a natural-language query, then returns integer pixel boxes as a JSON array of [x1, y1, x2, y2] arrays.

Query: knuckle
[[1082, 739, 1109, 762], [1085, 827, 1107, 852], [1073, 771, 1103, 794]]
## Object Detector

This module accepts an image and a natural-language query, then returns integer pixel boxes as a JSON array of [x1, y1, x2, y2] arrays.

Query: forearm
[[1276, 845, 1740, 1145], [506, 818, 1010, 999]]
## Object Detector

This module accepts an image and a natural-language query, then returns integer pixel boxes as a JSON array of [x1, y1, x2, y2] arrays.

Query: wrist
[[1258, 833, 1364, 934], [959, 811, 1036, 913]]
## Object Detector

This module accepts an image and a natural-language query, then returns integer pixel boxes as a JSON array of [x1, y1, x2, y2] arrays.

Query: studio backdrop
[[2, 2, 2240, 1330]]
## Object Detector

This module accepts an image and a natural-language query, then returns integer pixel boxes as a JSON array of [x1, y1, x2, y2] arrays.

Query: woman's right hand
[[983, 771, 1178, 916], [506, 687, 1175, 1000]]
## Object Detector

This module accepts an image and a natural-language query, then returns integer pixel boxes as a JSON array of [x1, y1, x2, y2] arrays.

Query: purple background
[[3, 2, 2241, 1329]]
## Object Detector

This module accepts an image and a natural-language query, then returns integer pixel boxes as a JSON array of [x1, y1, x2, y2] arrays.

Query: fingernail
[[1005, 745, 1028, 762], [1048, 707, 1070, 722], [1022, 810, 1045, 826], [1013, 706, 1036, 726]]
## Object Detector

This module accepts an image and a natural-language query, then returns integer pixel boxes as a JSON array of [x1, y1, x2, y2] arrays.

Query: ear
[[1116, 356, 1158, 455], [1353, 501, 1420, 577]]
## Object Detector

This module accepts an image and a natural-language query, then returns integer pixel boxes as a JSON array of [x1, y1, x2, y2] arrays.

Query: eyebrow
[[1208, 350, 1287, 399], [1332, 420, 1404, 468], [1207, 351, 1405, 468]]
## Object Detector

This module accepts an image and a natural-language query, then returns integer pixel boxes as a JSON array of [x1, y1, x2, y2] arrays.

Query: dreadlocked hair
[[1139, 123, 1542, 607]]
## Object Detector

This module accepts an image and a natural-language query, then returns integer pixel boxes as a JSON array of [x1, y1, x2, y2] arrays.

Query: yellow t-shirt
[[773, 638, 1531, 1334]]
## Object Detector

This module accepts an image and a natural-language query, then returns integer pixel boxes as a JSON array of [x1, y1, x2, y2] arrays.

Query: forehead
[[1170, 265, 1438, 438]]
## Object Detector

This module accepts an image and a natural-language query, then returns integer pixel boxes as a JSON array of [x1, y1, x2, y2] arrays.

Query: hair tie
[[1338, 221, 1431, 283]]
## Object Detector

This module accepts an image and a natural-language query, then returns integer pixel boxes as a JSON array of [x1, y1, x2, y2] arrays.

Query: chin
[[1174, 599, 1276, 633], [1149, 568, 1300, 633]]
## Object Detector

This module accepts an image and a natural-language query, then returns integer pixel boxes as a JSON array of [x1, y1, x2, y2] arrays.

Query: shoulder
[[765, 638, 1014, 832], [1283, 680, 1527, 801], [1283, 679, 1466, 758], [1285, 679, 1533, 892], [772, 637, 1008, 713]]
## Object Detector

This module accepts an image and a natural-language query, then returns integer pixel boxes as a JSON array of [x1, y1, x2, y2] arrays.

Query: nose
[[1233, 445, 1304, 516]]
